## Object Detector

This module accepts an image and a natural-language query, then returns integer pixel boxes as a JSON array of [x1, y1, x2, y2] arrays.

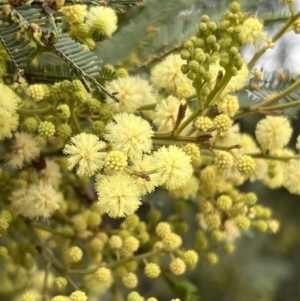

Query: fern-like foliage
[[237, 70, 300, 116], [0, 3, 118, 98]]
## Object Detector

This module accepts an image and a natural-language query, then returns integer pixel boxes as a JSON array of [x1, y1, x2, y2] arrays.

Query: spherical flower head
[[239, 17, 266, 44], [53, 277, 68, 291], [27, 84, 45, 102], [255, 116, 292, 152], [182, 144, 201, 165], [63, 133, 107, 177], [39, 159, 62, 188], [95, 267, 114, 289], [216, 94, 239, 117], [104, 113, 153, 161], [127, 291, 144, 301], [144, 263, 161, 278], [169, 175, 198, 200], [9, 182, 62, 220], [194, 116, 213, 132], [151, 54, 194, 98], [214, 151, 233, 170], [216, 195, 232, 211], [38, 121, 56, 138], [182, 250, 199, 269], [86, 6, 117, 37], [153, 96, 192, 134], [21, 292, 37, 301], [237, 155, 256, 175], [0, 114, 19, 141], [131, 155, 161, 195], [213, 114, 232, 132], [162, 233, 182, 251], [108, 235, 123, 249], [95, 173, 142, 218], [106, 76, 155, 113], [283, 160, 300, 194], [66, 246, 83, 263], [69, 290, 87, 301], [122, 272, 138, 288], [123, 236, 140, 253], [105, 150, 127, 173], [210, 62, 249, 93], [234, 216, 250, 230], [0, 84, 19, 117], [155, 222, 172, 238], [153, 145, 193, 190], [61, 5, 87, 23], [7, 132, 41, 169], [169, 258, 186, 275]]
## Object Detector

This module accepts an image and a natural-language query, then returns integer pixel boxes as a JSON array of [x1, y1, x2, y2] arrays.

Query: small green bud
[[56, 124, 72, 140], [180, 64, 189, 74], [56, 104, 71, 120], [201, 15, 209, 23], [92, 120, 105, 135], [183, 40, 193, 49], [207, 21, 217, 32], [211, 230, 223, 242], [235, 216, 250, 230], [194, 51, 206, 63], [188, 60, 200, 72], [23, 117, 39, 133], [147, 209, 161, 224], [202, 71, 212, 82], [194, 38, 205, 48], [116, 68, 128, 78], [223, 243, 235, 254], [187, 71, 197, 80], [206, 35, 217, 45], [230, 2, 240, 13], [198, 22, 207, 32], [38, 121, 55, 138], [180, 50, 190, 60], [253, 220, 268, 232], [206, 252, 218, 265]]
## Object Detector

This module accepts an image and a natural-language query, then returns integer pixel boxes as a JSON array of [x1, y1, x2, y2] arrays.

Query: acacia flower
[[239, 17, 267, 44], [153, 96, 192, 134], [151, 54, 194, 98], [61, 5, 87, 23], [95, 173, 142, 218], [106, 77, 155, 113], [104, 113, 153, 161], [131, 155, 161, 195], [0, 84, 20, 117], [63, 133, 107, 177], [255, 116, 292, 152], [153, 145, 193, 190], [283, 160, 300, 194], [0, 114, 19, 141], [10, 182, 62, 220], [7, 132, 41, 169], [86, 6, 117, 37], [39, 159, 62, 188]]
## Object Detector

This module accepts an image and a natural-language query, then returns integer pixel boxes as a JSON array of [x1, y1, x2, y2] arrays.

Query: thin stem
[[247, 11, 300, 70], [249, 153, 300, 161], [26, 221, 79, 290], [139, 103, 156, 110], [42, 261, 51, 301], [35, 223, 75, 239], [17, 107, 53, 115], [68, 249, 163, 275], [262, 99, 300, 111], [174, 108, 202, 136]]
